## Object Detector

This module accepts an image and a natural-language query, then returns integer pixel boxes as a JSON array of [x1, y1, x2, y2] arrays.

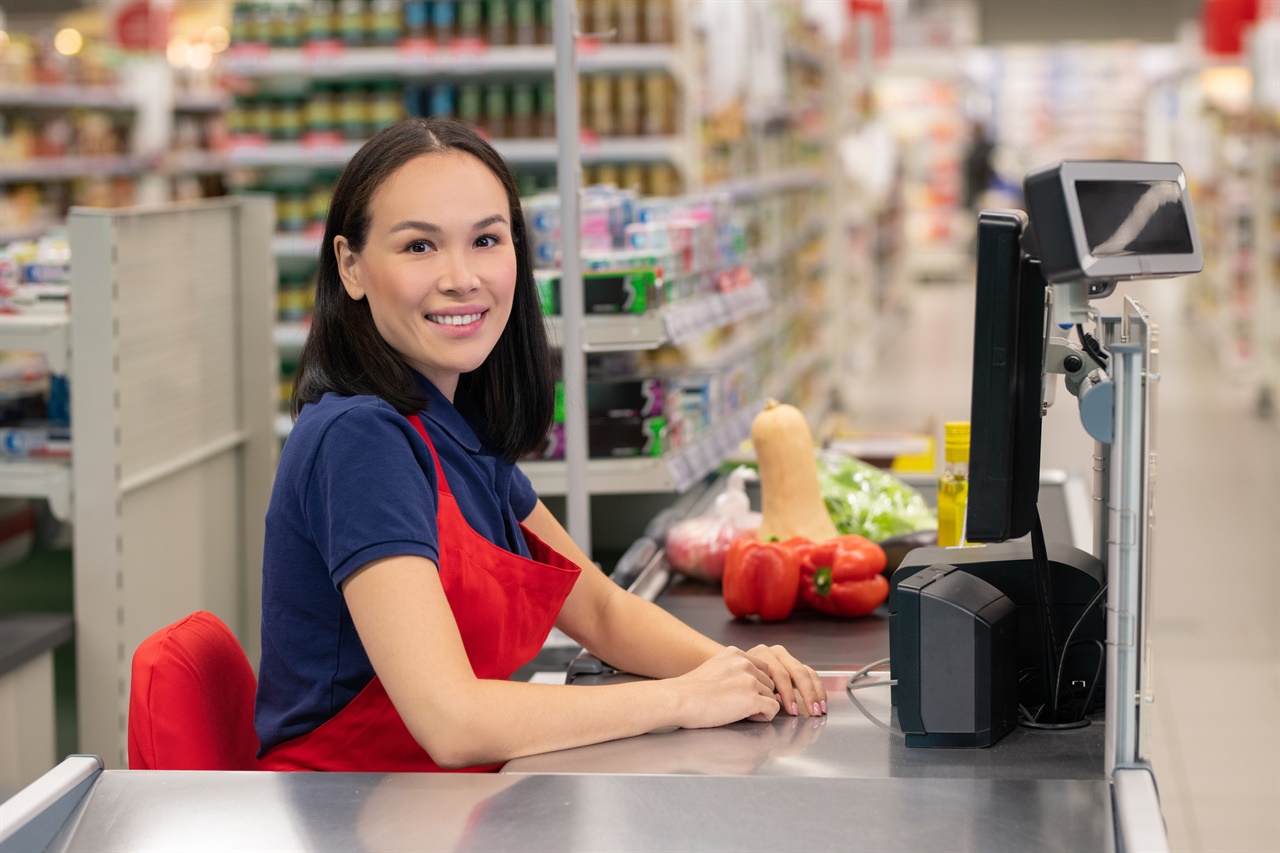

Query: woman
[[256, 117, 827, 772]]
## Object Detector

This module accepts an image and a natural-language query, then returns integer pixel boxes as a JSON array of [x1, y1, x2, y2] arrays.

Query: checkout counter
[[0, 469, 1163, 853]]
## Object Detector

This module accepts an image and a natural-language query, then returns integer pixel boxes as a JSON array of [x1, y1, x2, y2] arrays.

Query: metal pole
[[553, 0, 591, 556]]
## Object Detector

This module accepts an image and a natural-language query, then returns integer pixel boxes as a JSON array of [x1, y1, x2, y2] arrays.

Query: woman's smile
[[425, 308, 489, 336]]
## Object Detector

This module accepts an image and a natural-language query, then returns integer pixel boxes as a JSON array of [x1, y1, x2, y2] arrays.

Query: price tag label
[[578, 130, 600, 151], [397, 37, 436, 56], [302, 40, 345, 64]]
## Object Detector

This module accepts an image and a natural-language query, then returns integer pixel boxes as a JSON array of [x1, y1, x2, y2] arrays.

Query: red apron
[[260, 414, 581, 772]]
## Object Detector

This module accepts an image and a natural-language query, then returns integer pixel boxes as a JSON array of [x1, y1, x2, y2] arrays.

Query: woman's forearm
[[584, 588, 723, 679], [420, 678, 681, 768]]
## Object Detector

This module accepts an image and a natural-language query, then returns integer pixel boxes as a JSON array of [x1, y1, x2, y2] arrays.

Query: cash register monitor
[[966, 209, 1046, 543], [1022, 160, 1203, 285], [967, 161, 1202, 542]]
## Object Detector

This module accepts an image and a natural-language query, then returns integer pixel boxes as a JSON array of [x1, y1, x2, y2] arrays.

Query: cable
[[1051, 583, 1108, 717], [1030, 510, 1061, 721], [846, 657, 893, 691], [1076, 323, 1108, 364], [844, 658, 900, 736]]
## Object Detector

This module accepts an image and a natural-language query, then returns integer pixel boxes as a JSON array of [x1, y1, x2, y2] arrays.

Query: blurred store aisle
[[847, 275, 1280, 853]]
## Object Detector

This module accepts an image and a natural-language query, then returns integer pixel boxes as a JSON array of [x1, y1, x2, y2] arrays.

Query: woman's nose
[[439, 249, 480, 295]]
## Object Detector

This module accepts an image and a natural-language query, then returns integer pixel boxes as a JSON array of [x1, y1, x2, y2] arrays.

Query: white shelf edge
[[274, 322, 309, 352], [0, 313, 71, 374], [0, 85, 137, 110], [221, 43, 677, 78], [521, 403, 761, 496], [228, 136, 684, 169], [708, 166, 827, 202], [0, 458, 73, 520], [272, 233, 322, 259], [0, 155, 151, 184]]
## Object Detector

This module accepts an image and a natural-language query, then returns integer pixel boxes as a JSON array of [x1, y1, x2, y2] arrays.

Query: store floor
[[847, 274, 1280, 852]]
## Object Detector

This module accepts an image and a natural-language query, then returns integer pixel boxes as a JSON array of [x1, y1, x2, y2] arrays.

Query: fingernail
[[821, 700, 828, 714], [790, 702, 798, 715], [812, 702, 821, 716]]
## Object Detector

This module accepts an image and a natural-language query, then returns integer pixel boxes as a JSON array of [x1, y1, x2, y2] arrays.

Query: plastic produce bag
[[664, 467, 761, 583], [815, 450, 937, 542]]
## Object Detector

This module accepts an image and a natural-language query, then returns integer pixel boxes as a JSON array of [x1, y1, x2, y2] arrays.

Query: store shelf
[[274, 322, 310, 353], [221, 43, 679, 79], [0, 459, 72, 521], [0, 313, 70, 374], [163, 150, 232, 175], [269, 276, 776, 358], [710, 167, 826, 202], [273, 233, 322, 259], [0, 155, 151, 184], [0, 221, 61, 243], [0, 84, 136, 111], [520, 403, 760, 496], [228, 136, 684, 169], [541, 276, 771, 352], [173, 91, 232, 112]]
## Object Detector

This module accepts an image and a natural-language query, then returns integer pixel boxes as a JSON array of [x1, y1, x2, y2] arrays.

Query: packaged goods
[[457, 0, 483, 41], [512, 0, 538, 44], [433, 0, 458, 44], [306, 0, 338, 42], [510, 83, 535, 138], [484, 83, 509, 138], [665, 466, 760, 583], [815, 451, 937, 542], [403, 0, 430, 39], [487, 0, 511, 44], [368, 0, 404, 45], [337, 0, 368, 46]]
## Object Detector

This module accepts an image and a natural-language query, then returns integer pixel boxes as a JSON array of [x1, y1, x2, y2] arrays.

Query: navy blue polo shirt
[[254, 374, 539, 754]]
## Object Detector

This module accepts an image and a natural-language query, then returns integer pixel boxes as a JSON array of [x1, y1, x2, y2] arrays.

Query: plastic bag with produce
[[664, 467, 761, 583]]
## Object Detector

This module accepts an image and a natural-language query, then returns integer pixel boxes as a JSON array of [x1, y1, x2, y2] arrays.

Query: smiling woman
[[255, 117, 827, 775]]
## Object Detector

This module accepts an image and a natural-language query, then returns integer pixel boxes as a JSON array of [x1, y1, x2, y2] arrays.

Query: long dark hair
[[293, 116, 554, 461]]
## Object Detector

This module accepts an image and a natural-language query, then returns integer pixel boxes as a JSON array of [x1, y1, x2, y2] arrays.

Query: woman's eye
[[406, 240, 433, 254], [475, 234, 501, 248]]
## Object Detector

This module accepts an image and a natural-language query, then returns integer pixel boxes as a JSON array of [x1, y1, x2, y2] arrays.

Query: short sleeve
[[509, 463, 538, 521], [303, 404, 440, 588]]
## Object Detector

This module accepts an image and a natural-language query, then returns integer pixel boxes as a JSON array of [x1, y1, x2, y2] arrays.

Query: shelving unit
[[0, 61, 231, 237], [251, 1, 845, 513], [0, 198, 277, 768]]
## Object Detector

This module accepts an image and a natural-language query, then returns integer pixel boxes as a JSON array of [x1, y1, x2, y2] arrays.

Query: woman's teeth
[[427, 312, 483, 326]]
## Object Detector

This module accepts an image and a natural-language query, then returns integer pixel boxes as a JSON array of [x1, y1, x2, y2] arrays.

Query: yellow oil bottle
[[937, 421, 969, 547]]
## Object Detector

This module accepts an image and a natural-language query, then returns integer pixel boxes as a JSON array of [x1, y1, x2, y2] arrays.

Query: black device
[[1022, 160, 1203, 285], [966, 209, 1048, 544], [890, 542, 1105, 714], [892, 565, 1019, 748]]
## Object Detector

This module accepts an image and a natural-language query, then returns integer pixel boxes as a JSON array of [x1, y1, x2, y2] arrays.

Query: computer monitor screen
[[966, 210, 1047, 543], [1024, 161, 1203, 284]]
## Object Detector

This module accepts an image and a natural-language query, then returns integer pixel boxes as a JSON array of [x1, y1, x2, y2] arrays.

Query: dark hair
[[293, 116, 554, 461]]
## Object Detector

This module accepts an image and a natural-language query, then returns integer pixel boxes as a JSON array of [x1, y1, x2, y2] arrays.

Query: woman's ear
[[335, 235, 365, 301]]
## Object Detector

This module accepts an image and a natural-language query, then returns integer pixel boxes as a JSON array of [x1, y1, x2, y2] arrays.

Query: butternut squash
[[752, 399, 839, 543]]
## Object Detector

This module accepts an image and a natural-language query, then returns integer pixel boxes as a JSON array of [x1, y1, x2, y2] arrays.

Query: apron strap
[[405, 414, 453, 496]]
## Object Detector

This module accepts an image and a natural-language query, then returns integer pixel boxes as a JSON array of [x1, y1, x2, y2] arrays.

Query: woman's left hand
[[746, 644, 827, 717]]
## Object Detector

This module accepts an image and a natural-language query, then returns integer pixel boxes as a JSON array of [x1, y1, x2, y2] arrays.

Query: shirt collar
[[414, 372, 483, 454]]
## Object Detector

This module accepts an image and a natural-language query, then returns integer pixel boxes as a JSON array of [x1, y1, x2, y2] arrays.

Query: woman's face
[[335, 151, 517, 401]]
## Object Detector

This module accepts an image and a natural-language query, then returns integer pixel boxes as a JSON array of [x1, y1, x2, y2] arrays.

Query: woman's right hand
[[669, 646, 781, 728]]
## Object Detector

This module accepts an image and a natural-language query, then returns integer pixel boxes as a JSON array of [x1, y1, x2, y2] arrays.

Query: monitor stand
[[889, 540, 1105, 713]]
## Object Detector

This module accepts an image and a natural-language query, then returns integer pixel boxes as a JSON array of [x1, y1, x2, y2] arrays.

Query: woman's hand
[[746, 644, 828, 718], [669, 646, 782, 728]]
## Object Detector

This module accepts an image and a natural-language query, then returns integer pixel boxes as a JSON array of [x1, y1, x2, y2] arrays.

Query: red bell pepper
[[798, 534, 889, 617], [722, 537, 800, 621]]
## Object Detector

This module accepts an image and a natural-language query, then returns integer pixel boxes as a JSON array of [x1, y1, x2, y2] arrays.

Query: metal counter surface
[[504, 673, 1105, 779], [43, 769, 1114, 853]]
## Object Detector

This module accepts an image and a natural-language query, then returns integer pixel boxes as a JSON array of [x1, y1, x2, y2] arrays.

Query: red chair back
[[128, 611, 262, 770]]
